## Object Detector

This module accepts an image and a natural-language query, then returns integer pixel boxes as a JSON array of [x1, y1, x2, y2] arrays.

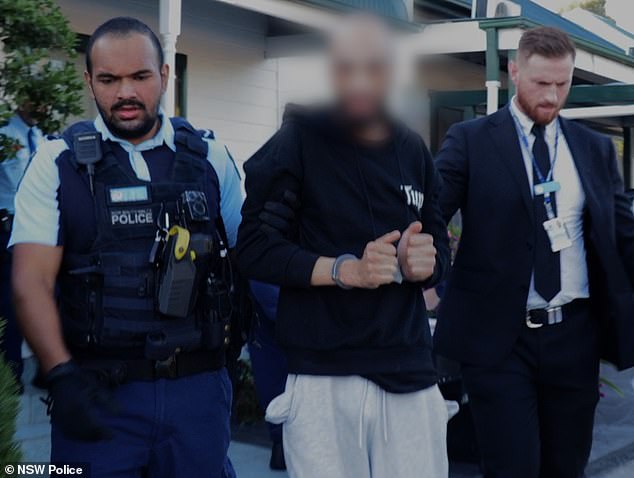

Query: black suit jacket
[[434, 105, 634, 369]]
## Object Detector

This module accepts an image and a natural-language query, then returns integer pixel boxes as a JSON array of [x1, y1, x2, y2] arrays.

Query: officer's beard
[[96, 99, 159, 141], [516, 88, 563, 126]]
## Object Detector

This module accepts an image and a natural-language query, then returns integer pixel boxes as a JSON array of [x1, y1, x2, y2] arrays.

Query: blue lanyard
[[510, 110, 560, 185], [510, 110, 560, 220]]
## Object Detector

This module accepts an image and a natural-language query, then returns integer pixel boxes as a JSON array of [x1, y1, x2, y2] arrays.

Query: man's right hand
[[340, 230, 401, 289], [46, 361, 116, 442]]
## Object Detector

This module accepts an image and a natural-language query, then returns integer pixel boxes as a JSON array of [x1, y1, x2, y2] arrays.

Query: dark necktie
[[531, 124, 561, 302], [27, 127, 37, 157]]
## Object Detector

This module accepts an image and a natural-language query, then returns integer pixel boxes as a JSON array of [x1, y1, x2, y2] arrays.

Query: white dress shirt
[[510, 97, 590, 310]]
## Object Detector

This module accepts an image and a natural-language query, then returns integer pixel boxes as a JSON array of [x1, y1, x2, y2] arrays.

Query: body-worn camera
[[179, 190, 210, 224]]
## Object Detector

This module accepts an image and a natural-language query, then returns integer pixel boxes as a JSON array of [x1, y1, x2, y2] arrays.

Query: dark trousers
[[248, 316, 287, 444], [0, 230, 23, 381], [462, 302, 600, 478], [52, 370, 236, 478]]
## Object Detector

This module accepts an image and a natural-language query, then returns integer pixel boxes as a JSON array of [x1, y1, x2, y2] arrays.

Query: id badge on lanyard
[[535, 183, 572, 252], [512, 111, 573, 253]]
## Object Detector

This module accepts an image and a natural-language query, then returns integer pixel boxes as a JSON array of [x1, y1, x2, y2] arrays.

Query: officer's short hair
[[86, 17, 164, 74], [518, 27, 576, 62]]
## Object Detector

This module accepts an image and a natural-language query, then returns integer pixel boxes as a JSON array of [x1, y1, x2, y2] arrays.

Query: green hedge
[[0, 321, 21, 467]]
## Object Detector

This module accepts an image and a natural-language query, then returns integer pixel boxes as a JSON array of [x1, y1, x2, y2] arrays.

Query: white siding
[[276, 54, 330, 117], [55, 0, 279, 169]]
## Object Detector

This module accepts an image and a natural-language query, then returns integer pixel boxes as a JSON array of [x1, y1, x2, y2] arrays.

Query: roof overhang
[[212, 0, 419, 31], [561, 105, 634, 121], [405, 16, 634, 84], [479, 17, 634, 68], [212, 0, 338, 30], [404, 19, 486, 55], [430, 83, 634, 128], [562, 84, 634, 127]]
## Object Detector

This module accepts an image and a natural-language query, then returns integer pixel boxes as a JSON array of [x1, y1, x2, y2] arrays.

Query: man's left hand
[[258, 190, 300, 237], [397, 221, 437, 282]]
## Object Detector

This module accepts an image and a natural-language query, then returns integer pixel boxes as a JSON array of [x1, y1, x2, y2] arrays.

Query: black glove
[[45, 360, 116, 442], [258, 190, 300, 236]]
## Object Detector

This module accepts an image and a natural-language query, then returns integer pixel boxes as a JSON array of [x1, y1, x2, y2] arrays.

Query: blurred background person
[[0, 107, 44, 391]]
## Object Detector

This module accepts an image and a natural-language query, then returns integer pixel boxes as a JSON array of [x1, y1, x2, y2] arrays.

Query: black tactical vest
[[57, 118, 231, 360]]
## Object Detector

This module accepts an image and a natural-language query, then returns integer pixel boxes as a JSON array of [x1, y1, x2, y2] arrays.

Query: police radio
[[73, 132, 103, 195]]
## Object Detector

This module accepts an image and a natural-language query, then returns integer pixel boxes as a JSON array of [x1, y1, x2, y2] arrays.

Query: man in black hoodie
[[237, 14, 450, 478]]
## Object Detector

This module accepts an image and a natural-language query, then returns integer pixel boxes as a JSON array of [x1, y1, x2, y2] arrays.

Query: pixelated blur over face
[[329, 16, 394, 125], [511, 53, 574, 125], [86, 33, 167, 141]]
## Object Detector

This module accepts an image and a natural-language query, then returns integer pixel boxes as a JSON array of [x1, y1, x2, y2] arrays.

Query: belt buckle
[[154, 354, 178, 379], [526, 306, 563, 329], [547, 306, 563, 325], [526, 313, 543, 329]]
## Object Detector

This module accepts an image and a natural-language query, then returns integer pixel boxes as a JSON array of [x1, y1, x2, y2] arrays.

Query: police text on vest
[[110, 208, 153, 226]]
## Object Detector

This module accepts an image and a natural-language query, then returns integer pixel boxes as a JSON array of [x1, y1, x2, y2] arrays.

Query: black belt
[[0, 209, 13, 234], [76, 349, 225, 384], [526, 299, 590, 329]]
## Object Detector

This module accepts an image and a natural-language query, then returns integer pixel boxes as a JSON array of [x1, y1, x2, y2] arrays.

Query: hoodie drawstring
[[358, 380, 390, 449], [358, 378, 369, 449], [381, 388, 388, 443], [355, 144, 413, 240], [355, 149, 378, 239]]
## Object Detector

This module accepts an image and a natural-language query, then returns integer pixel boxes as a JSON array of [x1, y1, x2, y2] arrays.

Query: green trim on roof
[[479, 17, 634, 67], [567, 84, 634, 104], [430, 84, 634, 109]]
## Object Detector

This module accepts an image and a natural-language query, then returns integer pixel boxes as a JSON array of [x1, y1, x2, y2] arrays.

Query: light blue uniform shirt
[[0, 114, 44, 212], [10, 112, 243, 248]]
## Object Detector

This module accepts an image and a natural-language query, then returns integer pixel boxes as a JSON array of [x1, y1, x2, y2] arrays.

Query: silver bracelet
[[332, 254, 357, 290]]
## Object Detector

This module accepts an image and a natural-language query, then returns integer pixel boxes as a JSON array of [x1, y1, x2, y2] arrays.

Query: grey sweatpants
[[266, 375, 449, 478]]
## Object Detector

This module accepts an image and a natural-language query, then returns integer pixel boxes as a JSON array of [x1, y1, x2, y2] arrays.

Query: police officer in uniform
[[10, 17, 242, 478]]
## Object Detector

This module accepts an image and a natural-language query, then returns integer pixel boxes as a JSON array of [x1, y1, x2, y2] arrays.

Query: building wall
[[419, 56, 507, 92], [56, 0, 279, 169]]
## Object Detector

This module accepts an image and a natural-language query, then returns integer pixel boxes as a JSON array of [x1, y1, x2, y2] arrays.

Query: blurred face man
[[17, 105, 38, 127], [509, 31, 575, 126], [85, 33, 168, 144], [329, 15, 395, 131]]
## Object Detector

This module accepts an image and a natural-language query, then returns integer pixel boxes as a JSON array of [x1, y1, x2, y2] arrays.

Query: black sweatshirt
[[237, 106, 450, 392]]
